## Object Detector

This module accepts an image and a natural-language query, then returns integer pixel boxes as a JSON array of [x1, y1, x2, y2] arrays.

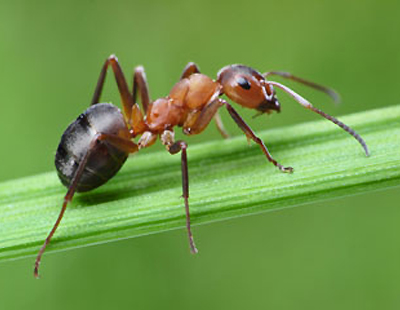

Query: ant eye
[[237, 77, 251, 90]]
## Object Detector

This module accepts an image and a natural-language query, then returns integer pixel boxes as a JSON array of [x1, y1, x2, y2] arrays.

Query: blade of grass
[[0, 105, 399, 262]]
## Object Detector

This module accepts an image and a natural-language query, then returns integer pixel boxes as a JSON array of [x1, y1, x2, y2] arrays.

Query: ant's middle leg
[[161, 130, 198, 254], [132, 66, 151, 114], [223, 100, 293, 173], [91, 55, 132, 114], [91, 55, 145, 134]]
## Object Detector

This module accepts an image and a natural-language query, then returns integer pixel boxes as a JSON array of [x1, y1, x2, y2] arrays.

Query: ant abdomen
[[55, 103, 129, 192]]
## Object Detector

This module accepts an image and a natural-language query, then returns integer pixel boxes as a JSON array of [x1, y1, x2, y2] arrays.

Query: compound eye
[[237, 77, 251, 90]]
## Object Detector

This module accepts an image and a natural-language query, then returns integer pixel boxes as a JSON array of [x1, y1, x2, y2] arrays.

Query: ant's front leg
[[223, 100, 293, 173], [180, 63, 229, 138], [213, 109, 230, 139], [180, 62, 200, 80], [183, 95, 291, 172], [161, 130, 198, 254], [183, 96, 224, 136]]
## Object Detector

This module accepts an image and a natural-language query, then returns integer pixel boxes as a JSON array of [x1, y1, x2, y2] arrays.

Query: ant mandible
[[34, 55, 370, 278]]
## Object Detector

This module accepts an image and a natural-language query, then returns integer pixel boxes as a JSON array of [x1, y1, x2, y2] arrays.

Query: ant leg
[[181, 99, 230, 139], [34, 133, 138, 278], [183, 96, 224, 135], [263, 71, 340, 103], [223, 100, 293, 173], [184, 98, 288, 170], [180, 63, 230, 137], [180, 62, 200, 80], [183, 98, 230, 139], [161, 131, 198, 254], [91, 55, 132, 114], [91, 55, 145, 133], [132, 66, 151, 114], [214, 111, 230, 139], [97, 133, 139, 153], [137, 131, 158, 149]]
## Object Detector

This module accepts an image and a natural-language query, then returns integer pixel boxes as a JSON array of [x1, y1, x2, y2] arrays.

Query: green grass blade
[[0, 105, 399, 262]]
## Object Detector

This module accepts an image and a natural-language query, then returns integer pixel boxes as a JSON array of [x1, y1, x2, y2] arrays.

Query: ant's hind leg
[[91, 55, 133, 115], [34, 133, 138, 278], [91, 55, 145, 134], [223, 100, 293, 173]]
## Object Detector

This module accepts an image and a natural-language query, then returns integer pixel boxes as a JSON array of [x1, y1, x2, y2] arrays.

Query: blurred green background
[[0, 0, 399, 309]]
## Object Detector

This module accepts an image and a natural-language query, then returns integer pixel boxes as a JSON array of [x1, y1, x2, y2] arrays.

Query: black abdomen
[[55, 103, 130, 192]]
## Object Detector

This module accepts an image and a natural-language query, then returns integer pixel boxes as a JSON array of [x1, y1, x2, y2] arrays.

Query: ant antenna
[[264, 71, 341, 103], [267, 81, 369, 156]]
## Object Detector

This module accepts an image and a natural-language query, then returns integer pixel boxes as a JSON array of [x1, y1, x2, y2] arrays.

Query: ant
[[34, 55, 369, 278]]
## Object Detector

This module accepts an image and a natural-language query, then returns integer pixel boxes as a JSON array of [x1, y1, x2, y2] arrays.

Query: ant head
[[217, 65, 280, 113]]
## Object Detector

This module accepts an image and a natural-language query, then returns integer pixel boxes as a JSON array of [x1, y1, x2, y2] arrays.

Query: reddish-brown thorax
[[145, 73, 220, 133]]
